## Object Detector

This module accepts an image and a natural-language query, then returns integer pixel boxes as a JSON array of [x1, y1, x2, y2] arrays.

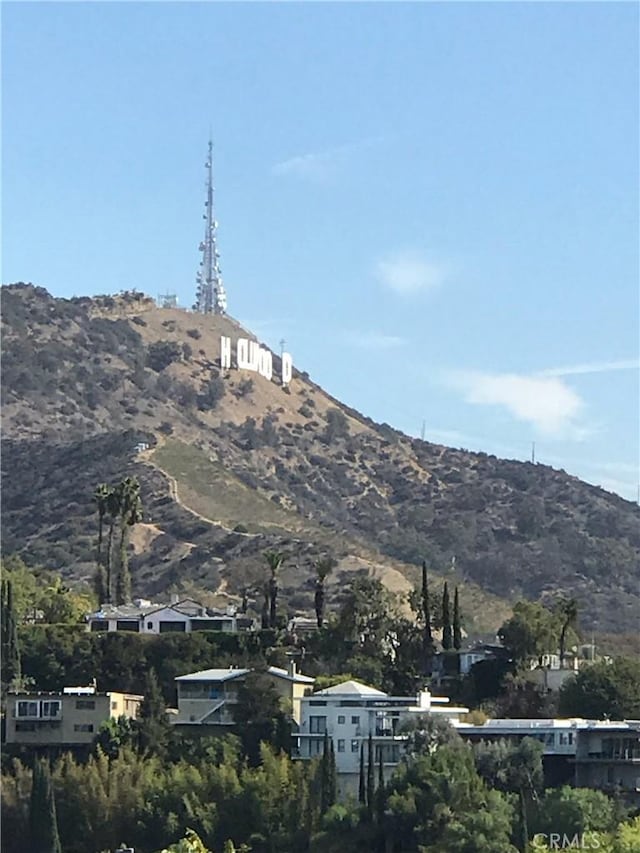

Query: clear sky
[[3, 1, 639, 501]]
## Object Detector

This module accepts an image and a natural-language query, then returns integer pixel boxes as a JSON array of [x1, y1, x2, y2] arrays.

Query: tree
[[453, 585, 462, 650], [264, 551, 285, 629], [555, 597, 579, 668], [421, 561, 433, 648], [137, 669, 170, 757], [29, 758, 62, 853], [314, 557, 336, 629], [532, 786, 617, 840], [366, 733, 375, 818], [320, 732, 336, 814], [115, 477, 143, 605], [104, 485, 122, 604], [398, 713, 461, 760], [559, 657, 640, 719], [1, 578, 21, 685], [442, 582, 453, 650], [93, 483, 111, 604], [498, 601, 559, 667], [232, 672, 289, 765]]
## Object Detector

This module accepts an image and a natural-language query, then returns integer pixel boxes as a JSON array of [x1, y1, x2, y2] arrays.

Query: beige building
[[5, 686, 143, 747], [173, 663, 314, 728]]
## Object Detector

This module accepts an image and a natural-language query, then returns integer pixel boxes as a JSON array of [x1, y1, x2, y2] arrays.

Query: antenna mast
[[195, 140, 227, 315]]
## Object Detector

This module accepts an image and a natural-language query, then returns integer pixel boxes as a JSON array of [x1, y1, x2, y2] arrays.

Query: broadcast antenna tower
[[195, 140, 227, 315]]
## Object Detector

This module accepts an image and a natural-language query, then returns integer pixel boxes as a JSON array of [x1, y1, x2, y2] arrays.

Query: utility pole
[[195, 139, 227, 315], [531, 441, 536, 464], [420, 420, 426, 442]]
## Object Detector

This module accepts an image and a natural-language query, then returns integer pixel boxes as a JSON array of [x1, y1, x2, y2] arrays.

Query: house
[[172, 662, 315, 728], [5, 685, 143, 748], [456, 717, 640, 800], [295, 680, 469, 796], [431, 639, 511, 686], [86, 597, 240, 634], [573, 721, 640, 801]]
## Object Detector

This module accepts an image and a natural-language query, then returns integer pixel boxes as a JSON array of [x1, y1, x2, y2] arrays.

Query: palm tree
[[314, 557, 336, 628], [264, 550, 285, 629], [557, 597, 579, 668], [115, 477, 143, 606]]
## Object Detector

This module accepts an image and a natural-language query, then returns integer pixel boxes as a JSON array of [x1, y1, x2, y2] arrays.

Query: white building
[[296, 680, 469, 795], [86, 598, 241, 634]]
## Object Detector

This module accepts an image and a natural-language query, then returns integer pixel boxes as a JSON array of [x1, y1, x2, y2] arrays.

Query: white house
[[296, 680, 469, 795], [86, 598, 239, 634]]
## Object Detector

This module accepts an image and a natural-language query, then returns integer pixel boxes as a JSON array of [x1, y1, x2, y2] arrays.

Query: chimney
[[288, 659, 296, 678]]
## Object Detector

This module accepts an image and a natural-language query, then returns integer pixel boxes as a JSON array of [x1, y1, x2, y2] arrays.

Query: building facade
[[5, 686, 143, 747], [296, 680, 469, 795], [86, 598, 242, 634], [173, 663, 315, 727]]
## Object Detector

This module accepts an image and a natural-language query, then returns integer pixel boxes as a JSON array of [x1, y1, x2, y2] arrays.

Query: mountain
[[2, 283, 639, 634]]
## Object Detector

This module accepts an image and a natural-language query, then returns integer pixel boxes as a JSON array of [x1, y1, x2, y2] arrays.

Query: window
[[351, 739, 359, 752], [116, 620, 139, 632], [76, 699, 95, 710], [337, 715, 345, 724], [90, 620, 109, 632], [111, 701, 118, 710], [338, 739, 345, 752], [74, 724, 94, 733], [17, 701, 39, 718], [351, 715, 360, 725], [147, 622, 153, 630], [309, 716, 327, 734], [41, 701, 61, 718], [159, 621, 186, 632]]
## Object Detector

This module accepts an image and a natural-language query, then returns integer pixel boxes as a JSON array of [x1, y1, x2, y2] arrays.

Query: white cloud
[[344, 331, 405, 350], [539, 359, 640, 377], [271, 136, 383, 182], [375, 250, 447, 295], [445, 370, 587, 438]]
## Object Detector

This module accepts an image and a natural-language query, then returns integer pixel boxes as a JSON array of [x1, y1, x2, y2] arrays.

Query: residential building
[[457, 717, 640, 801], [5, 685, 143, 747], [86, 597, 241, 634], [172, 663, 315, 728], [296, 680, 469, 796]]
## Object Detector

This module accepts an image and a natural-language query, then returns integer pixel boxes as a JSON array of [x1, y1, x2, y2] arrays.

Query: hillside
[[2, 283, 639, 634]]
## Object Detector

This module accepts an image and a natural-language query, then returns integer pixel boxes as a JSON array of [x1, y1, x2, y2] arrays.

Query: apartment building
[[296, 680, 469, 795], [5, 686, 143, 747]]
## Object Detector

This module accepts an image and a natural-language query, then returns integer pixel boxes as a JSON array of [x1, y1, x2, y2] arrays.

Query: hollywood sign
[[220, 336, 293, 386]]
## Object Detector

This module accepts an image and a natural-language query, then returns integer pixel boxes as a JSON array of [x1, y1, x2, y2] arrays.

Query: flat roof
[[175, 668, 250, 683]]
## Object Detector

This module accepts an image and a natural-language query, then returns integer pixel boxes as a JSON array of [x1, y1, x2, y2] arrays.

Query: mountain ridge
[[2, 283, 638, 634]]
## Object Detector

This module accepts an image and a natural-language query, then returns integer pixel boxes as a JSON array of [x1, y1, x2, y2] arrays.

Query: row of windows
[[309, 715, 360, 732], [17, 700, 61, 718]]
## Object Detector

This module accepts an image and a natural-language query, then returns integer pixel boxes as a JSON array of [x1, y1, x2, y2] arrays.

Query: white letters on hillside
[[220, 336, 291, 386]]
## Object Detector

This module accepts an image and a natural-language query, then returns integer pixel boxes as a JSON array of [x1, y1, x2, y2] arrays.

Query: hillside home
[[295, 680, 469, 796], [457, 717, 640, 801], [85, 597, 241, 634], [5, 685, 143, 748], [173, 662, 315, 728]]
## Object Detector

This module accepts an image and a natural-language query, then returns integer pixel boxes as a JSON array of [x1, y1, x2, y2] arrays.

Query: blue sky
[[3, 1, 639, 500]]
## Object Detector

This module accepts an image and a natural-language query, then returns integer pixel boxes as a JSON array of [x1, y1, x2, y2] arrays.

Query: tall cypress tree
[[441, 582, 453, 650], [137, 668, 169, 756], [358, 742, 366, 804], [29, 758, 62, 853], [421, 562, 432, 645], [328, 737, 337, 807], [453, 586, 462, 650], [1, 579, 21, 685], [320, 731, 331, 814], [366, 733, 375, 818]]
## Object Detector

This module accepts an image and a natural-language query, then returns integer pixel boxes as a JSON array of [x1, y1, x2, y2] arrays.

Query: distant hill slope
[[2, 283, 639, 634]]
